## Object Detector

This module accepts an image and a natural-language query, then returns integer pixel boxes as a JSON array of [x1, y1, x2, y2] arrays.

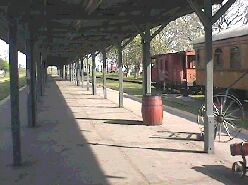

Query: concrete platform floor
[[0, 77, 248, 185]]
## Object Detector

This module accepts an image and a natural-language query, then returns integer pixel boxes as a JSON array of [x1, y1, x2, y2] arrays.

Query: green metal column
[[76, 61, 80, 86], [141, 37, 147, 95], [142, 26, 152, 95], [65, 65, 68, 80], [73, 62, 76, 84], [71, 64, 73, 81], [62, 65, 65, 79], [37, 52, 42, 97], [92, 53, 97, 95], [44, 61, 47, 82], [86, 57, 90, 91], [41, 59, 45, 95], [204, 0, 215, 154], [71, 64, 73, 82], [26, 27, 36, 128], [9, 17, 22, 166], [74, 63, 77, 84], [118, 43, 123, 107], [69, 64, 72, 81], [81, 58, 84, 88], [61, 65, 64, 78], [102, 49, 107, 99]]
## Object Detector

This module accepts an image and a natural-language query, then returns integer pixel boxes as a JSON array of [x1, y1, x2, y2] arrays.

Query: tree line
[[104, 0, 248, 78], [0, 58, 9, 77]]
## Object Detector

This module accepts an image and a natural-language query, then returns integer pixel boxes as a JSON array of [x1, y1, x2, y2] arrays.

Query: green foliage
[[123, 35, 142, 77], [213, 0, 248, 32], [0, 58, 9, 75], [155, 13, 204, 52], [107, 46, 118, 62], [106, 13, 205, 77]]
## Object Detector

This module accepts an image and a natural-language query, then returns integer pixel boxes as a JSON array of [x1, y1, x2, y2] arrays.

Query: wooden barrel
[[142, 95, 163, 126], [230, 142, 248, 156]]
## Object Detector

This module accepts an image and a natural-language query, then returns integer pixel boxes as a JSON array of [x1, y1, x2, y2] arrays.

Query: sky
[[0, 39, 26, 68]]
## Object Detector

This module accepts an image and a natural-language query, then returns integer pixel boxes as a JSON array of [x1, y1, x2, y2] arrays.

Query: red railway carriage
[[151, 51, 196, 89]]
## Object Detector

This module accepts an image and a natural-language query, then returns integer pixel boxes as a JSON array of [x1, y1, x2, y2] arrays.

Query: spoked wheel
[[232, 161, 246, 177], [197, 94, 244, 142]]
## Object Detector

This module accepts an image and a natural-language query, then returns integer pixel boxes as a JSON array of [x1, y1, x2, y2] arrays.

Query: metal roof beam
[[187, 0, 210, 26], [212, 0, 236, 24]]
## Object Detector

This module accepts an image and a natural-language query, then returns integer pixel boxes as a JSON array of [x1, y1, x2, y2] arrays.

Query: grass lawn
[[98, 78, 248, 128], [0, 76, 26, 101], [99, 78, 144, 98], [162, 96, 201, 115], [98, 78, 202, 114], [96, 76, 248, 128], [96, 72, 142, 82]]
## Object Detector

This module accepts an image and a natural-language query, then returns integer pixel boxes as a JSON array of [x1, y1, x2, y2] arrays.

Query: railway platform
[[0, 77, 248, 185]]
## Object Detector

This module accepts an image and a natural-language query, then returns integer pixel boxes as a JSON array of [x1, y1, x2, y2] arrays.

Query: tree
[[123, 35, 142, 77], [160, 13, 204, 52], [0, 58, 9, 76], [151, 27, 170, 55], [213, 0, 248, 32], [107, 46, 118, 63]]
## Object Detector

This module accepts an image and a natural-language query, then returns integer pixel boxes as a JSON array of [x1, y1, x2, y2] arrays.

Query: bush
[[0, 58, 9, 76]]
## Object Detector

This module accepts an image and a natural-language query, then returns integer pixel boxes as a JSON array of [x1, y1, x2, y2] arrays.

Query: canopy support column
[[37, 53, 42, 97], [61, 66, 63, 78], [74, 63, 77, 84], [9, 17, 22, 166], [69, 64, 72, 81], [86, 57, 90, 91], [187, 0, 235, 154], [26, 27, 36, 128], [117, 43, 123, 107], [92, 53, 97, 95], [45, 63, 47, 83], [73, 63, 75, 83], [76, 62, 80, 86], [41, 59, 45, 94], [81, 58, 84, 88], [102, 49, 107, 99], [72, 64, 74, 82], [141, 25, 152, 95], [65, 65, 68, 80], [203, 0, 214, 154]]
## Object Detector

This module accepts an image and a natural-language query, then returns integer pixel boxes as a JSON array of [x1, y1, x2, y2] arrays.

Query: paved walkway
[[0, 77, 248, 185]]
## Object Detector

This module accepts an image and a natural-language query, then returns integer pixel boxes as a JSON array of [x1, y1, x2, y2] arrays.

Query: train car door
[[185, 51, 196, 86]]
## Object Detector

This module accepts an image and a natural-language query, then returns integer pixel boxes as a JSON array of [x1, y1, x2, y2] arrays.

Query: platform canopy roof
[[0, 0, 222, 65]]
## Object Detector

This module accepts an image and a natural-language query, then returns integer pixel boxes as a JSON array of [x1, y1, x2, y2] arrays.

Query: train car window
[[214, 48, 223, 68], [230, 46, 241, 69], [187, 55, 196, 69]]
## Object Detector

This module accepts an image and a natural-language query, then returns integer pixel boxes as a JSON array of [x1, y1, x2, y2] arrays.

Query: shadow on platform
[[150, 130, 203, 141], [192, 165, 248, 185], [0, 77, 111, 185], [75, 117, 144, 125], [86, 142, 205, 154]]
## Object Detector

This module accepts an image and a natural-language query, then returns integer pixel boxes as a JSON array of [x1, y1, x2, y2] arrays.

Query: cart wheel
[[197, 94, 244, 142], [232, 161, 246, 177]]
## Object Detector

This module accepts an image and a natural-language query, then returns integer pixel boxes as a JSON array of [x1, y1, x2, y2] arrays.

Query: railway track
[[96, 76, 143, 84]]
